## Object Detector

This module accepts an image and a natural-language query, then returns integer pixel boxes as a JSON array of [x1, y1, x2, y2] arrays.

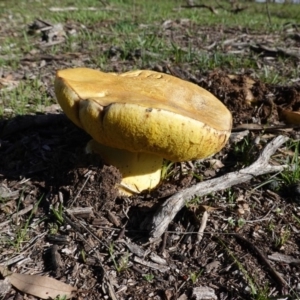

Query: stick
[[197, 211, 208, 242], [149, 135, 289, 239], [231, 233, 287, 288]]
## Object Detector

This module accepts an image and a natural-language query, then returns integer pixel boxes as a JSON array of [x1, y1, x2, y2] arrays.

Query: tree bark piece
[[149, 135, 289, 239]]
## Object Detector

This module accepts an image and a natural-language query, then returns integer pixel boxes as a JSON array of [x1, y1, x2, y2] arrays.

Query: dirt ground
[[1, 11, 300, 300]]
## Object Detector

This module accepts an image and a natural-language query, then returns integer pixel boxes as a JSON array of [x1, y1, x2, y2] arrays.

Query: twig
[[70, 171, 91, 206], [197, 211, 208, 242], [159, 232, 167, 254], [149, 135, 289, 239], [231, 233, 287, 288]]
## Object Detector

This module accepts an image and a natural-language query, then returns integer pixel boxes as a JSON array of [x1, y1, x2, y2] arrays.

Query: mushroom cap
[[55, 68, 232, 162]]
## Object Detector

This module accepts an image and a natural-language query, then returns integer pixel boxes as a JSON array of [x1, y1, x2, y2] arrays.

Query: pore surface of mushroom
[[55, 68, 232, 194]]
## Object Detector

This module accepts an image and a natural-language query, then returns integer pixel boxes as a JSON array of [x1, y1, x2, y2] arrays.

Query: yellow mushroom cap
[[55, 68, 232, 162]]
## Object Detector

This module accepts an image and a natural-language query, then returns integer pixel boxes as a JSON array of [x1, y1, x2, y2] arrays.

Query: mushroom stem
[[86, 140, 162, 195]]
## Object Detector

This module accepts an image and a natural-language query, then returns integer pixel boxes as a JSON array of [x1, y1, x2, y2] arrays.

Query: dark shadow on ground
[[0, 113, 93, 193]]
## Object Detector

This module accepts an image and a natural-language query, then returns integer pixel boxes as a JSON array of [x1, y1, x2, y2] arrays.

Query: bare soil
[[1, 10, 300, 300]]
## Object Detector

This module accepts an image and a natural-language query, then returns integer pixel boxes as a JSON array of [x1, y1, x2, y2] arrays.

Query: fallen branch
[[149, 135, 289, 239]]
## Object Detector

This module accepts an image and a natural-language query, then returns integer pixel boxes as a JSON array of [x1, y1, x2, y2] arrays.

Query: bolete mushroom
[[54, 68, 232, 195]]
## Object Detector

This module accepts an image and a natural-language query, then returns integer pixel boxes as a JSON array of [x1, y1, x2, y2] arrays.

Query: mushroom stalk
[[86, 140, 162, 195]]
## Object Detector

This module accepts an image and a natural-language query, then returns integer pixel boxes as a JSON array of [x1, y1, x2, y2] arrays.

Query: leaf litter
[[0, 265, 76, 299]]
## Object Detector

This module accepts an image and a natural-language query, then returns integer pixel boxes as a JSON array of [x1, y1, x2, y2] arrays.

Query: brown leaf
[[208, 159, 224, 170], [0, 77, 19, 92], [278, 107, 300, 125], [0, 265, 77, 299], [198, 205, 220, 213]]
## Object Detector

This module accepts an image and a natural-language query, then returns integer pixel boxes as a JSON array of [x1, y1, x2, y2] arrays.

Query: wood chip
[[191, 286, 217, 300], [122, 240, 146, 258], [66, 207, 93, 219], [133, 256, 170, 273], [149, 252, 168, 265], [107, 211, 120, 227]]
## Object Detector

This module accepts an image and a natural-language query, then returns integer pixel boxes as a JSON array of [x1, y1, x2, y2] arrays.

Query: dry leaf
[[236, 199, 250, 216], [278, 108, 300, 125], [164, 289, 173, 300], [0, 265, 76, 299], [0, 77, 19, 92], [208, 159, 224, 170], [200, 205, 220, 212]]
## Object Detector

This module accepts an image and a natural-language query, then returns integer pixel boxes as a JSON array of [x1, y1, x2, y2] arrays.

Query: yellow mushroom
[[54, 68, 232, 195]]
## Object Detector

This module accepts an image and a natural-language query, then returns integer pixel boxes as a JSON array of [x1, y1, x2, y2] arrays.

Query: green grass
[[143, 273, 155, 283], [108, 243, 129, 273], [3, 195, 43, 251], [160, 161, 175, 181], [219, 238, 258, 297], [50, 203, 65, 226], [279, 140, 300, 186], [0, 1, 299, 68], [1, 0, 298, 117], [1, 79, 53, 116], [232, 135, 255, 167], [257, 140, 300, 193], [189, 269, 204, 284], [2, 0, 299, 27]]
